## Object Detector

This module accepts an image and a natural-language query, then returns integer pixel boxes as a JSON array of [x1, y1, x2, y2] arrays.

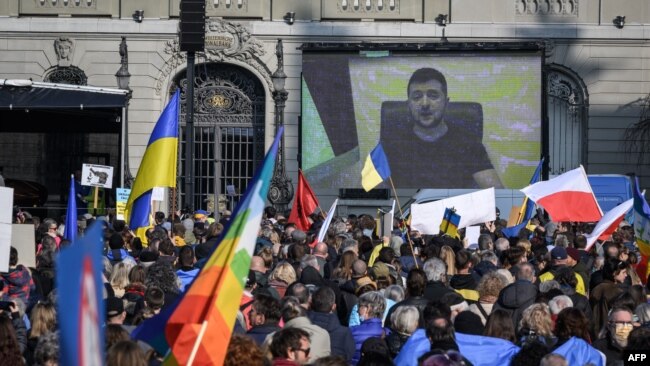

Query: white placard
[[0, 187, 13, 224], [10, 224, 36, 269], [151, 187, 165, 202], [383, 200, 395, 238], [81, 163, 114, 189], [0, 223, 11, 272], [466, 226, 481, 248], [411, 188, 496, 235]]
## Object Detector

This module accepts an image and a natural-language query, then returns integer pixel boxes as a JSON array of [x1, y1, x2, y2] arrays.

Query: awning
[[0, 79, 129, 109]]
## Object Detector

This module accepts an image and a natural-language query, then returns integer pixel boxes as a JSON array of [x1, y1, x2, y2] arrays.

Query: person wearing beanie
[[538, 246, 586, 296]]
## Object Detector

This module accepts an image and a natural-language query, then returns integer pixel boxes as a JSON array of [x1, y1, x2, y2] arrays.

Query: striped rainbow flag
[[162, 126, 283, 365]]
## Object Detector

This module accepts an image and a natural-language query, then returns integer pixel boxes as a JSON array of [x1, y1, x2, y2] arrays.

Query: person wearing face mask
[[593, 307, 634, 366]]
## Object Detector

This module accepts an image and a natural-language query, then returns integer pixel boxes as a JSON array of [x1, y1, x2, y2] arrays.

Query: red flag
[[288, 170, 319, 231]]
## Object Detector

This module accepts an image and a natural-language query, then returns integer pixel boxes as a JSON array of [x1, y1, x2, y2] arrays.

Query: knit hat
[[106, 297, 124, 318], [454, 311, 485, 335], [566, 247, 581, 262], [291, 230, 307, 243]]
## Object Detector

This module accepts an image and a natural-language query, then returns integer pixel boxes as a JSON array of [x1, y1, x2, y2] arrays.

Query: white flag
[[585, 198, 633, 251], [317, 199, 338, 243], [411, 188, 496, 235]]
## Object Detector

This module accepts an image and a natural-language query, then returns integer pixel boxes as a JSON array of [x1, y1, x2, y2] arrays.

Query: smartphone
[[0, 301, 13, 311]]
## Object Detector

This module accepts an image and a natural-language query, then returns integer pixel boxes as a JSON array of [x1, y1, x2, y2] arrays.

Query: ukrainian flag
[[125, 90, 180, 241], [361, 142, 391, 192], [440, 207, 461, 238]]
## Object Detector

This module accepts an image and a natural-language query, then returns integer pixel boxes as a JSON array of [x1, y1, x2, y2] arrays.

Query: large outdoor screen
[[301, 48, 543, 190]]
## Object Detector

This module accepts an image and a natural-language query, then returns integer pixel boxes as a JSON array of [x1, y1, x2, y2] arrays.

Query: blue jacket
[[176, 267, 199, 292], [350, 318, 384, 364], [394, 330, 521, 366], [308, 311, 355, 362]]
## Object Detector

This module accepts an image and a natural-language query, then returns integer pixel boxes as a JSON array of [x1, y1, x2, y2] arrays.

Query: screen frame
[[298, 41, 549, 188]]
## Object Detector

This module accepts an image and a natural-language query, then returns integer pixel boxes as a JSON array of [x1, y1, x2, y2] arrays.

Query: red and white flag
[[520, 166, 602, 222], [585, 198, 633, 250]]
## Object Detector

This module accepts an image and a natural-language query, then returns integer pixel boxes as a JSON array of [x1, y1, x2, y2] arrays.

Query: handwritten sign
[[116, 188, 131, 220]]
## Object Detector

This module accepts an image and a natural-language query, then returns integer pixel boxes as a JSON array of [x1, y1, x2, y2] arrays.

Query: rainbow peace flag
[[125, 90, 180, 243], [133, 127, 283, 365], [361, 142, 391, 192]]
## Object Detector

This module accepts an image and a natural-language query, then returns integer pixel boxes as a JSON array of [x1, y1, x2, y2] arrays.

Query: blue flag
[[57, 223, 105, 366], [554, 337, 603, 366], [502, 158, 544, 238], [63, 174, 77, 242]]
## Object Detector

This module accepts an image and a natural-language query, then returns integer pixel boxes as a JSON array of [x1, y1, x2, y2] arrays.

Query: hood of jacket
[[496, 280, 538, 310], [449, 273, 477, 290]]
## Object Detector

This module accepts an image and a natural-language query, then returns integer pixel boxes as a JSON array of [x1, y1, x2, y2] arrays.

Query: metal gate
[[546, 64, 588, 176], [174, 63, 265, 213]]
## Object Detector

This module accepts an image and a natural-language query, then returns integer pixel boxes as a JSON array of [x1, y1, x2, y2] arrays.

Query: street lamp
[[115, 36, 134, 188], [267, 39, 294, 214]]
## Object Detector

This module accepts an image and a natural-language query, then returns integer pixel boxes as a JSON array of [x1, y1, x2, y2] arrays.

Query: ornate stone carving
[[548, 71, 582, 105], [516, 0, 578, 16], [43, 66, 87, 85], [54, 37, 74, 67], [155, 19, 272, 96], [339, 0, 399, 13]]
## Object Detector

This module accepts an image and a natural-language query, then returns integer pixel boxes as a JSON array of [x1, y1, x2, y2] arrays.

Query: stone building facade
[[0, 0, 649, 213]]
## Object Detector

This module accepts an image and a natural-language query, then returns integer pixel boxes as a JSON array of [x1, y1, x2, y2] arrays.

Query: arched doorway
[[546, 64, 589, 176], [172, 63, 266, 212]]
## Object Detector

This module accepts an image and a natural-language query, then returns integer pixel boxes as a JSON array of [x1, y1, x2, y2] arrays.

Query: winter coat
[[423, 281, 455, 302], [350, 318, 384, 364], [386, 331, 411, 358], [308, 311, 355, 361], [384, 296, 429, 328], [492, 279, 538, 328], [247, 323, 281, 345], [1, 265, 35, 305]]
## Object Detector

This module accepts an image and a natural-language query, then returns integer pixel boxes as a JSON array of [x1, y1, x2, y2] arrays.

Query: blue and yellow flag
[[633, 176, 650, 257], [440, 207, 461, 238], [502, 158, 544, 238], [361, 142, 391, 192], [125, 90, 180, 242]]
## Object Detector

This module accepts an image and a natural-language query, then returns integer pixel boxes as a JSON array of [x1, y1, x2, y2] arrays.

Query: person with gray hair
[[494, 237, 510, 255], [33, 331, 59, 366], [386, 305, 419, 357], [478, 233, 494, 252], [341, 238, 359, 255], [635, 303, 650, 326], [548, 295, 573, 315], [265, 297, 331, 360], [493, 262, 538, 329], [422, 257, 455, 302], [350, 291, 387, 364], [301, 255, 320, 273]]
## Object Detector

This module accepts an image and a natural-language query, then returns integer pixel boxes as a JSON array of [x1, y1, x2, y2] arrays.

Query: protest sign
[[10, 224, 36, 269], [81, 164, 114, 189], [116, 188, 131, 221], [0, 187, 13, 272]]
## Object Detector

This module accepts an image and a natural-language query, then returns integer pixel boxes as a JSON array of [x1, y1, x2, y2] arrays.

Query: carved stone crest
[[155, 19, 271, 96]]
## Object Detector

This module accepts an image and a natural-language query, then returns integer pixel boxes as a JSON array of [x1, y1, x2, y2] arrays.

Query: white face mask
[[363, 229, 373, 238]]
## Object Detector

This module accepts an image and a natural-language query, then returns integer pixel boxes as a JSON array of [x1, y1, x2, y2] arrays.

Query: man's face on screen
[[408, 79, 448, 129]]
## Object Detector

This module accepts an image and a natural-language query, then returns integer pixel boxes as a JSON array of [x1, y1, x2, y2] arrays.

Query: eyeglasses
[[49, 226, 57, 230], [293, 348, 310, 357]]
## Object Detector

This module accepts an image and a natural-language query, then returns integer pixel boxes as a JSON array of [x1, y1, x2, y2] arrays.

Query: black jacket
[[247, 323, 281, 345], [493, 279, 538, 328], [449, 274, 477, 290], [384, 296, 430, 328], [423, 281, 455, 302], [308, 311, 355, 361]]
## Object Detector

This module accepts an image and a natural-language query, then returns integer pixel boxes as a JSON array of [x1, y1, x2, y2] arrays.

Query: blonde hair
[[520, 303, 554, 338], [29, 302, 57, 339], [110, 262, 133, 291], [439, 246, 456, 276], [476, 272, 507, 299], [269, 262, 297, 285]]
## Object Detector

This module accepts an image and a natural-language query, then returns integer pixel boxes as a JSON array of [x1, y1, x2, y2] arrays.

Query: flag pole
[[187, 320, 209, 366], [388, 177, 418, 269]]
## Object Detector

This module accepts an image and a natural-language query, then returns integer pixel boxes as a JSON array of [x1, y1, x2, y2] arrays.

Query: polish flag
[[585, 198, 633, 251], [521, 166, 602, 222]]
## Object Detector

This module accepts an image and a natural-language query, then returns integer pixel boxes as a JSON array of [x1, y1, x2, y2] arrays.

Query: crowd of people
[[2, 205, 650, 366]]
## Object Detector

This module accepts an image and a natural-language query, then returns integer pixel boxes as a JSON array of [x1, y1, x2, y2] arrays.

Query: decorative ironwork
[[267, 39, 293, 213], [155, 19, 272, 96], [174, 63, 265, 212], [546, 64, 588, 175], [516, 0, 578, 16], [43, 66, 87, 85]]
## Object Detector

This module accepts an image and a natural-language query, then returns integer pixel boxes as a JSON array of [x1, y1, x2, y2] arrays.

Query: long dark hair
[[484, 309, 516, 343], [0, 314, 25, 365]]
